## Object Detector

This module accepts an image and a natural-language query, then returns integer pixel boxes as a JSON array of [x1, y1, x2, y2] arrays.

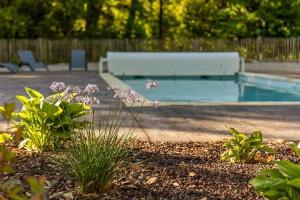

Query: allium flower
[[146, 80, 159, 89], [64, 86, 82, 96], [50, 81, 66, 92], [84, 84, 99, 94], [92, 97, 100, 104], [74, 95, 100, 105], [123, 89, 140, 103], [152, 100, 159, 109], [113, 88, 140, 103]]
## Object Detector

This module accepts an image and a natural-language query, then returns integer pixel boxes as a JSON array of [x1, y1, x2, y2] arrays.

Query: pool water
[[117, 75, 300, 102]]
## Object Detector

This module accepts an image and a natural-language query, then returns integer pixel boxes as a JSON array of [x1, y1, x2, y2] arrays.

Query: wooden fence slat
[[0, 38, 300, 63]]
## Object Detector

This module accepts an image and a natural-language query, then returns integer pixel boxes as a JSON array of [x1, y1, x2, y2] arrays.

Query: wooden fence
[[1, 38, 300, 63]]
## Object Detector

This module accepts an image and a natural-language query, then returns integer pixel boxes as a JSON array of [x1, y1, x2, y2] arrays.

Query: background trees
[[0, 0, 300, 39]]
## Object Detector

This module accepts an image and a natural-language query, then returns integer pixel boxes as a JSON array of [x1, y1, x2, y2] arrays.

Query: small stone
[[63, 192, 74, 199], [189, 172, 196, 177], [275, 139, 285, 144], [173, 182, 179, 187], [146, 177, 158, 185], [138, 175, 144, 180], [49, 192, 64, 199]]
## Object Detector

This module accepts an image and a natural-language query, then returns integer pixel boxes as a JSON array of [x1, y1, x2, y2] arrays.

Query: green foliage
[[1, 176, 47, 200], [1, 0, 300, 39], [250, 144, 300, 200], [221, 128, 273, 163], [0, 102, 46, 200], [0, 102, 16, 122], [16, 87, 89, 152], [0, 102, 17, 174], [64, 122, 133, 193]]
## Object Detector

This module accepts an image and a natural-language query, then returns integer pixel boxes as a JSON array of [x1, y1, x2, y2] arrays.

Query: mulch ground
[[3, 141, 299, 200]]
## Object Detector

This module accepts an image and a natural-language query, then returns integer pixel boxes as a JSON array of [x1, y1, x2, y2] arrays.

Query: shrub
[[16, 86, 92, 152], [250, 143, 300, 199], [221, 128, 273, 163]]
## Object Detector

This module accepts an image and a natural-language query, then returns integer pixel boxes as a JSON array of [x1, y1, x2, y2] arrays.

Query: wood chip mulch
[[3, 141, 298, 200]]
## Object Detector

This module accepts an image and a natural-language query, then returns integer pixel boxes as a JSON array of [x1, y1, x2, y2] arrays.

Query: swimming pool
[[115, 73, 300, 103]]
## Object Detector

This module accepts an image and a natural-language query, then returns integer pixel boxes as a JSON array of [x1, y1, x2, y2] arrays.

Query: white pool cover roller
[[101, 52, 244, 76]]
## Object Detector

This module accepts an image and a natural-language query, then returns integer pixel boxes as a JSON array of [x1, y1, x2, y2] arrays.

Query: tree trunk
[[125, 0, 137, 38], [158, 0, 163, 39]]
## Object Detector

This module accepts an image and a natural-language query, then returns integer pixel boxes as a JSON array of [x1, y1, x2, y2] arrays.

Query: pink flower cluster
[[108, 79, 160, 109], [108, 87, 141, 103], [146, 80, 159, 89], [49, 82, 100, 105]]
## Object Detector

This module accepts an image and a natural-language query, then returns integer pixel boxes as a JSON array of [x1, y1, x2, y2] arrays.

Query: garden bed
[[5, 141, 298, 200]]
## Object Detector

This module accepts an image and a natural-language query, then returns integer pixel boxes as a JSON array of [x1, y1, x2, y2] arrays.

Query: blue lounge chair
[[69, 49, 87, 71], [0, 63, 19, 73], [18, 50, 49, 71]]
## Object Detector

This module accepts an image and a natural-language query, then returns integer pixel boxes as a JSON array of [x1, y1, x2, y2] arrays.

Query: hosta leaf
[[0, 133, 13, 143], [259, 169, 285, 179], [260, 146, 275, 153], [16, 95, 29, 105], [288, 187, 300, 200], [249, 175, 286, 188], [290, 143, 300, 158], [288, 178, 300, 189], [0, 102, 16, 121], [25, 87, 44, 99], [263, 189, 286, 199], [275, 160, 300, 179], [41, 102, 62, 117]]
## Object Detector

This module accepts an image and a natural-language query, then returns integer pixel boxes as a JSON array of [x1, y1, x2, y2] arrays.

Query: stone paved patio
[[1, 70, 300, 142]]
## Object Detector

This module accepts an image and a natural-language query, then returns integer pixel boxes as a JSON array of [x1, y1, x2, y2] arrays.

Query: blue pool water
[[117, 75, 300, 102]]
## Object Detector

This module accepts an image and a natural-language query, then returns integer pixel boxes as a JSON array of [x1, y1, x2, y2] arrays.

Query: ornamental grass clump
[[63, 80, 159, 194], [65, 122, 133, 194]]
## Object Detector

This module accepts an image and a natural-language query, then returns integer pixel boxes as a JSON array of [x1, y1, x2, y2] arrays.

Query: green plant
[[250, 143, 300, 200], [0, 102, 17, 174], [65, 122, 133, 194], [221, 128, 273, 163], [0, 103, 47, 200], [63, 81, 159, 194], [16, 87, 89, 152]]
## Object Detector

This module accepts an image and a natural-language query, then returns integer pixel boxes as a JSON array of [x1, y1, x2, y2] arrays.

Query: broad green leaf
[[0, 133, 13, 143], [275, 160, 300, 179], [41, 102, 62, 117], [290, 143, 300, 158], [0, 102, 16, 121], [288, 178, 300, 189], [260, 146, 275, 153], [25, 87, 44, 99], [259, 169, 285, 179], [249, 176, 286, 188], [263, 189, 286, 199], [16, 95, 29, 105]]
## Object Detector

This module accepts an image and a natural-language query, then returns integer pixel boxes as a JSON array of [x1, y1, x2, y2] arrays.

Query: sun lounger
[[69, 49, 87, 71], [0, 63, 19, 73], [18, 50, 49, 71]]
